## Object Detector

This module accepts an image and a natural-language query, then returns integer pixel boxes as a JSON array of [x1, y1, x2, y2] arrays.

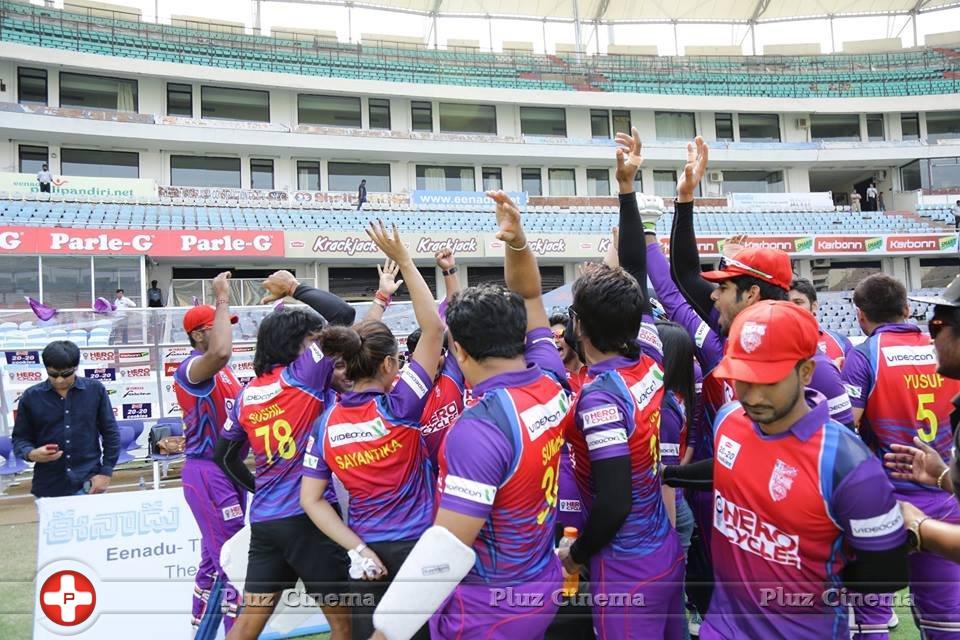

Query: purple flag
[[93, 297, 116, 314], [25, 296, 57, 321]]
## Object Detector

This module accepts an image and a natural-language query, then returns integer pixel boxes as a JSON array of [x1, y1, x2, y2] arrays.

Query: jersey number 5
[[254, 419, 297, 464], [916, 393, 938, 443]]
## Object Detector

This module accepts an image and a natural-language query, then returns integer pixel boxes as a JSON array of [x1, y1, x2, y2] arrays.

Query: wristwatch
[[906, 516, 930, 552]]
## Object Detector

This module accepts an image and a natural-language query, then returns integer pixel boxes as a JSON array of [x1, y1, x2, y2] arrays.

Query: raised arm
[[669, 137, 715, 322], [613, 126, 652, 313], [360, 258, 404, 324], [488, 190, 549, 332], [436, 247, 461, 300], [186, 271, 234, 383], [366, 221, 444, 382], [261, 270, 356, 326]]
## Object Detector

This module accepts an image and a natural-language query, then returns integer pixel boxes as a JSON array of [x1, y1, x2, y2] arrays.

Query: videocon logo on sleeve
[[940, 235, 958, 252], [865, 237, 884, 253], [793, 237, 814, 253]]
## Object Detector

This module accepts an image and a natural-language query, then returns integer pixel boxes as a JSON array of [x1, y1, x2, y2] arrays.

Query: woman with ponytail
[[300, 221, 443, 640]]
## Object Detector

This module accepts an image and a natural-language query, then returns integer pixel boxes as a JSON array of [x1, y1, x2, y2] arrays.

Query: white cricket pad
[[372, 526, 477, 640]]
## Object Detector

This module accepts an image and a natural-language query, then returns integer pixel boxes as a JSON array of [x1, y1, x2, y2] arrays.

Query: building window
[[930, 157, 960, 189], [901, 113, 920, 140], [715, 113, 734, 141], [201, 86, 269, 122], [166, 83, 193, 117], [328, 162, 390, 192], [655, 111, 695, 140], [18, 67, 47, 105], [60, 72, 138, 112], [653, 170, 677, 197], [93, 257, 140, 306], [416, 166, 476, 191], [720, 170, 785, 194], [439, 103, 497, 134], [0, 256, 40, 308], [900, 160, 921, 191], [61, 149, 139, 178], [612, 110, 631, 137], [866, 114, 885, 141], [590, 110, 610, 139], [297, 161, 320, 191], [520, 107, 566, 136], [369, 98, 391, 130], [925, 111, 960, 142], [42, 256, 93, 308], [548, 168, 576, 196], [738, 113, 780, 142], [250, 159, 274, 189], [19, 145, 48, 174], [170, 155, 241, 188], [521, 168, 542, 196], [482, 167, 503, 190], [298, 94, 361, 128], [587, 169, 610, 196], [411, 101, 433, 131], [811, 114, 861, 141]]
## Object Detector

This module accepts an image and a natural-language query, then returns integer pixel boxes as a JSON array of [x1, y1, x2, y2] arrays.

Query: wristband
[[354, 543, 367, 554], [442, 266, 458, 277], [287, 281, 300, 298], [937, 467, 950, 491], [374, 291, 392, 308], [215, 298, 229, 307], [507, 241, 528, 252]]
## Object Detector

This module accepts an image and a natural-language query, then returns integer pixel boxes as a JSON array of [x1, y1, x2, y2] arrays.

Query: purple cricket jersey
[[173, 352, 243, 459], [221, 342, 334, 523], [436, 327, 568, 585], [660, 390, 688, 505], [703, 400, 906, 640], [304, 360, 435, 542]]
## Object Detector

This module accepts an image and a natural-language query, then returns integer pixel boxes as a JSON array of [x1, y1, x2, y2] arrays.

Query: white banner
[[729, 191, 834, 211], [0, 172, 156, 198], [34, 489, 327, 639]]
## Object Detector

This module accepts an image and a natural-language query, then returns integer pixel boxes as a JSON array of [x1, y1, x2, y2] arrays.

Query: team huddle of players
[[172, 131, 960, 640]]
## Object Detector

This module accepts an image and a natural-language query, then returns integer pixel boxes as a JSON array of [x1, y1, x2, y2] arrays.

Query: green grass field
[[0, 521, 921, 639]]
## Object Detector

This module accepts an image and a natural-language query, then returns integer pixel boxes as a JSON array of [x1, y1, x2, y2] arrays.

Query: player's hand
[[885, 437, 948, 487], [211, 271, 233, 301], [898, 500, 927, 531], [88, 474, 111, 494], [721, 234, 748, 260], [261, 270, 299, 304], [376, 258, 404, 297], [487, 190, 526, 249], [28, 444, 63, 463], [603, 226, 620, 269], [677, 136, 709, 203], [360, 547, 388, 581], [366, 220, 411, 266], [556, 546, 581, 576], [435, 247, 456, 271], [614, 126, 643, 192]]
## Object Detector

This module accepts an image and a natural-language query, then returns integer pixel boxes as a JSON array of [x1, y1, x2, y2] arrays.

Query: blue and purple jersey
[[703, 400, 905, 640], [820, 328, 854, 369], [566, 354, 671, 556], [304, 361, 435, 542], [436, 327, 569, 584], [841, 323, 960, 495], [174, 352, 242, 460], [221, 342, 334, 523], [660, 390, 688, 505]]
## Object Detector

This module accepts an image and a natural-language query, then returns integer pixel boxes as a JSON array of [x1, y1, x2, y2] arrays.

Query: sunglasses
[[718, 256, 774, 281], [47, 368, 76, 379], [930, 318, 954, 340]]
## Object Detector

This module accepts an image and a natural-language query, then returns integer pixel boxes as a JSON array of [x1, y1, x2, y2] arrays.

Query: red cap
[[701, 247, 793, 291], [713, 301, 819, 384], [183, 305, 238, 334]]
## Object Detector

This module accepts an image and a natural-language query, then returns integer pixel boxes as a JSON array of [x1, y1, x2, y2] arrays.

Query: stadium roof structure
[[282, 0, 960, 23]]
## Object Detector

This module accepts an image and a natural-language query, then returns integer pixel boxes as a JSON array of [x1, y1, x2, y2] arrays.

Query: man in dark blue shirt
[[12, 340, 120, 497]]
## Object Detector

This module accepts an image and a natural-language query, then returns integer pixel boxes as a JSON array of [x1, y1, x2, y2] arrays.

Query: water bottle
[[558, 526, 579, 597]]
